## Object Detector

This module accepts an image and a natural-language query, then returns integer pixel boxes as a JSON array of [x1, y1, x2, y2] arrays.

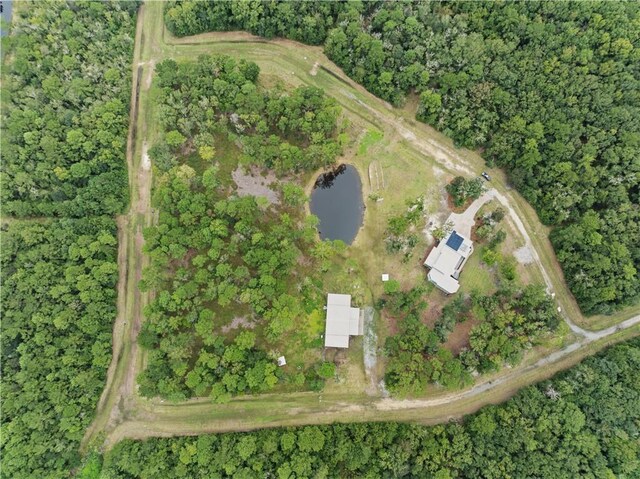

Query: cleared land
[[84, 2, 640, 451]]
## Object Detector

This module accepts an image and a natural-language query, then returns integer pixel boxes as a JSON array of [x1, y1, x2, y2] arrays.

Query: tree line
[[164, 0, 640, 315], [94, 338, 640, 478], [1, 1, 138, 477]]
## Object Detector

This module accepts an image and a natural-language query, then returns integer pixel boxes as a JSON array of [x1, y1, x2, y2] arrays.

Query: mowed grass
[[459, 253, 496, 296], [358, 129, 384, 155]]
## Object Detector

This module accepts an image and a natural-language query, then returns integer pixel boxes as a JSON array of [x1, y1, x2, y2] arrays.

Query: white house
[[324, 293, 363, 348], [424, 230, 474, 294]]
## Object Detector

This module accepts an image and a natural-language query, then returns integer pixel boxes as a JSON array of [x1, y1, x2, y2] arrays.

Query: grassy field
[[84, 1, 639, 450]]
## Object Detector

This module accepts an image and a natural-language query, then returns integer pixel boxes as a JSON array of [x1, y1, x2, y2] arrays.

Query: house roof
[[428, 269, 460, 294], [424, 230, 473, 294], [324, 293, 362, 348]]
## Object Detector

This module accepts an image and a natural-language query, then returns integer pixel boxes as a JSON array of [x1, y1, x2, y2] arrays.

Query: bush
[[481, 248, 499, 266], [316, 361, 336, 380], [446, 176, 485, 208], [384, 279, 401, 295]]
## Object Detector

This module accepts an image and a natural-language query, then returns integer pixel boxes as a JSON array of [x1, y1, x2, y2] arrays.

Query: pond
[[309, 164, 364, 245], [1, 0, 12, 38]]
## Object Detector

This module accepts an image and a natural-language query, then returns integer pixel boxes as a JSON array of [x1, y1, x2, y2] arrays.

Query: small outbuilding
[[324, 293, 363, 348], [277, 356, 287, 367]]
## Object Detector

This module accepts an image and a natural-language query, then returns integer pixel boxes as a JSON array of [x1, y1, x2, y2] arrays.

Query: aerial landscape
[[0, 1, 638, 478]]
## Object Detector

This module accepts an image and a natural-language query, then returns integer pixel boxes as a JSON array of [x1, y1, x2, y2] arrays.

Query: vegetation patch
[[445, 176, 485, 210], [100, 338, 640, 478], [384, 196, 425, 261], [1, 218, 119, 477], [138, 54, 350, 402], [2, 0, 137, 217], [381, 277, 560, 395], [1, 1, 137, 477]]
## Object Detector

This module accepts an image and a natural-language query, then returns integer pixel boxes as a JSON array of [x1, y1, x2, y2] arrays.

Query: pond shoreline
[[309, 163, 365, 245]]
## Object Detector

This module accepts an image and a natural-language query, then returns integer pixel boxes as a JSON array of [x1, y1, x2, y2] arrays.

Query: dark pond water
[[309, 164, 364, 244], [0, 0, 12, 37]]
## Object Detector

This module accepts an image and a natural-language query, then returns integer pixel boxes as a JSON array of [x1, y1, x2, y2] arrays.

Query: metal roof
[[324, 294, 362, 348], [424, 230, 473, 294]]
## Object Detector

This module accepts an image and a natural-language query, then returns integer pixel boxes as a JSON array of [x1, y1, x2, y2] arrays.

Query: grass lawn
[[459, 253, 496, 296]]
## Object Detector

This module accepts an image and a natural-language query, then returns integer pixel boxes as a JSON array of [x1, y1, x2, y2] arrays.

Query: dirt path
[[81, 4, 152, 451], [87, 1, 639, 450], [484, 190, 612, 338], [441, 190, 640, 341], [362, 307, 379, 395], [375, 314, 640, 410]]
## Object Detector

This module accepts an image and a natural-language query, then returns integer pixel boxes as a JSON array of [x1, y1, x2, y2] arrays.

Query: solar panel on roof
[[446, 231, 464, 251]]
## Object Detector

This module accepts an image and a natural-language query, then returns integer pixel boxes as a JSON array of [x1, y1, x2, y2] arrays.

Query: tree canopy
[[1, 218, 119, 478], [2, 0, 138, 217], [138, 54, 344, 401], [101, 338, 640, 478], [1, 1, 138, 477]]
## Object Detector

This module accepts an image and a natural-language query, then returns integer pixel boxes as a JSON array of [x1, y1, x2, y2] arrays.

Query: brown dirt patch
[[443, 318, 479, 355], [232, 166, 280, 205], [221, 316, 256, 334], [422, 301, 444, 329], [384, 312, 401, 336]]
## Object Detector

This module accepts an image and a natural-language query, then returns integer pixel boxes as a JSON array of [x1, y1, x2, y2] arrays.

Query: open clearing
[[83, 2, 640, 451]]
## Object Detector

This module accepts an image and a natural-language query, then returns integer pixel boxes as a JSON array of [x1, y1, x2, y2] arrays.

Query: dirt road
[[81, 5, 153, 451]]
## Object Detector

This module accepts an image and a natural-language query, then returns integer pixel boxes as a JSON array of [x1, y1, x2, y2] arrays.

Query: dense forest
[[139, 55, 344, 401], [1, 1, 137, 477], [1, 218, 119, 478], [96, 338, 640, 478], [164, 0, 640, 315], [2, 0, 137, 217]]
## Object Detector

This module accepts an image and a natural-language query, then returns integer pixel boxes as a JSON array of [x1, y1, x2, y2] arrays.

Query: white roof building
[[424, 230, 474, 294], [324, 293, 363, 348]]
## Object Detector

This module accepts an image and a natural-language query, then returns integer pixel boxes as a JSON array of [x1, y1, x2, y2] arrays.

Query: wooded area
[[139, 55, 344, 401], [98, 338, 640, 478], [383, 283, 559, 394], [2, 0, 138, 217], [164, 0, 640, 315], [1, 218, 119, 478], [1, 1, 137, 477]]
